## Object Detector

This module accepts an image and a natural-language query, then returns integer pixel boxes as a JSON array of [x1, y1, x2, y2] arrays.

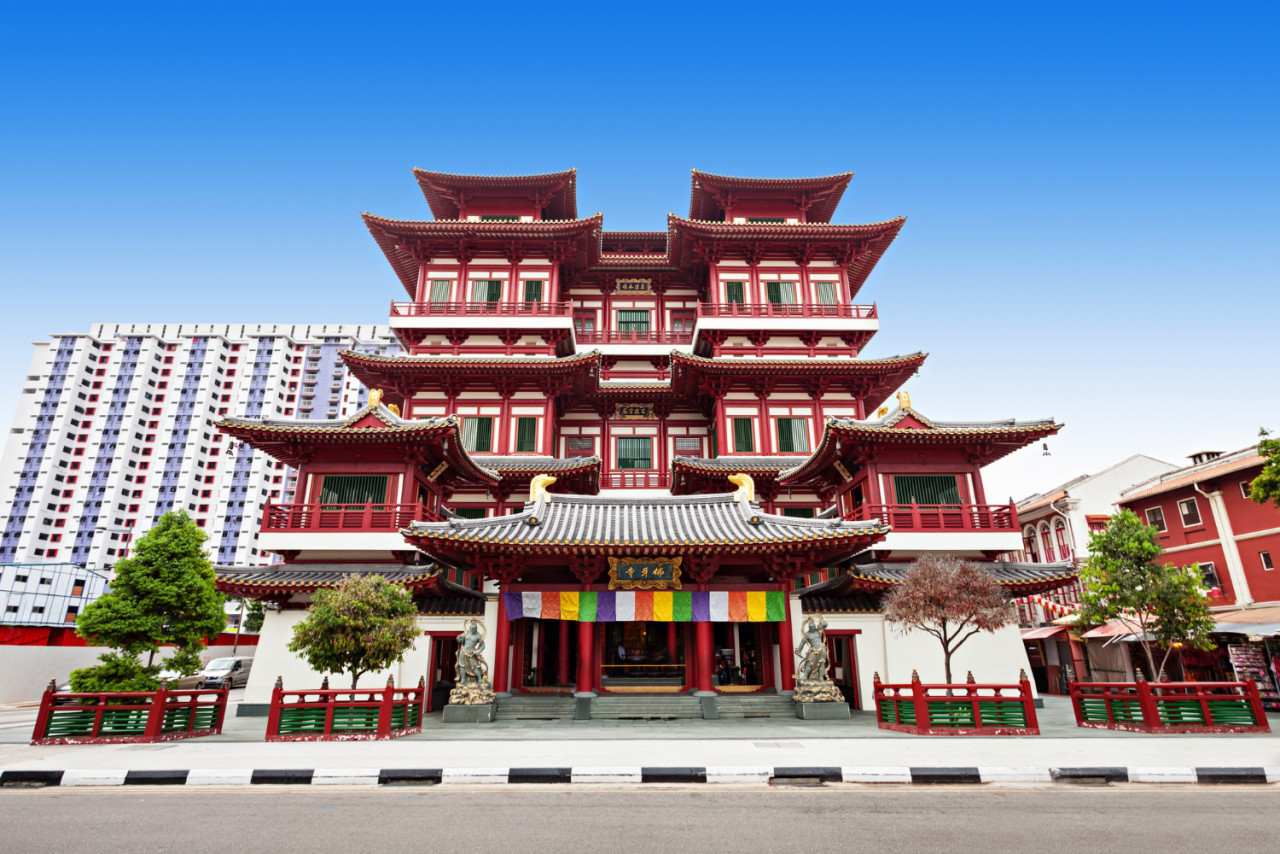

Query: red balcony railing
[[697, 302, 877, 319], [390, 300, 573, 318], [263, 502, 438, 532], [850, 502, 1018, 532], [575, 330, 694, 345], [602, 471, 672, 489]]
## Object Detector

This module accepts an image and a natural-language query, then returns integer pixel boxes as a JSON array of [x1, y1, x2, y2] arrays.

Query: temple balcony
[[697, 302, 878, 320], [257, 502, 440, 557], [601, 470, 673, 490], [575, 329, 695, 357], [849, 502, 1023, 557], [388, 300, 575, 330]]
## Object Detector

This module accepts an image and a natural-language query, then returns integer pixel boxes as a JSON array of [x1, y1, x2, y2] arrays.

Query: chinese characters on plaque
[[607, 556, 683, 590]]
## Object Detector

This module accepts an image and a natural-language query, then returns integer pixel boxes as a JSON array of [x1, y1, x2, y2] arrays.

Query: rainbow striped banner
[[501, 590, 787, 622]]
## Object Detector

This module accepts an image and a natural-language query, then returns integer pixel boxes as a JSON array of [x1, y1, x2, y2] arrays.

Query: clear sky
[[2, 2, 1276, 501]]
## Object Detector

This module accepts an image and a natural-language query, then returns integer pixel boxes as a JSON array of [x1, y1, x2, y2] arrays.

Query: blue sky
[[2, 2, 1276, 499]]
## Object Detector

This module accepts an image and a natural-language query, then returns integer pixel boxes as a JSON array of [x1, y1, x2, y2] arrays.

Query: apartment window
[[814, 281, 838, 304], [1262, 551, 1274, 571], [428, 279, 452, 303], [732, 417, 755, 453], [775, 417, 810, 453], [461, 417, 493, 453], [522, 280, 544, 303], [515, 417, 538, 453], [470, 280, 502, 304], [1177, 497, 1202, 527], [1198, 562, 1221, 590], [565, 437, 594, 457], [617, 437, 652, 470], [317, 475, 389, 505], [781, 507, 816, 518], [724, 281, 745, 304], [617, 310, 650, 332], [893, 475, 962, 505], [1240, 481, 1252, 500], [673, 437, 701, 454], [766, 281, 797, 305], [1145, 506, 1167, 533]]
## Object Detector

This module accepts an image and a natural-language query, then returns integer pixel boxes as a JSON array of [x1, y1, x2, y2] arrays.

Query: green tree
[[244, 599, 265, 633], [883, 554, 1016, 685], [1077, 509, 1217, 681], [287, 574, 419, 689], [1247, 428, 1280, 509], [71, 511, 226, 691]]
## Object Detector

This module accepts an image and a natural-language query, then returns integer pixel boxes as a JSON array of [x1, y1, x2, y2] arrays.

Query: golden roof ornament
[[529, 474, 557, 504], [368, 388, 384, 408], [896, 390, 911, 409], [876, 406, 889, 418], [728, 472, 755, 503], [386, 403, 400, 417]]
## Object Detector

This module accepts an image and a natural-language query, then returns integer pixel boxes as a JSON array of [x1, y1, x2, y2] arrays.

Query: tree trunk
[[147, 648, 155, 668], [351, 670, 361, 690], [943, 648, 953, 692]]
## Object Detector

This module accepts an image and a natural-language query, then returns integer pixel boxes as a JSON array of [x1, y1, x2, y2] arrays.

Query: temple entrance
[[424, 632, 458, 712], [601, 622, 685, 692], [513, 619, 577, 692], [710, 623, 768, 690], [827, 631, 860, 709]]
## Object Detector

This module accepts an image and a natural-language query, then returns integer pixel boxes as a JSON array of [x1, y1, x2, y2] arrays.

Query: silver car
[[199, 657, 253, 689]]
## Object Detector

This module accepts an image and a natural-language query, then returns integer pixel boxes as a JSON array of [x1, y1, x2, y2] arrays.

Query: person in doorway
[[616, 641, 627, 664]]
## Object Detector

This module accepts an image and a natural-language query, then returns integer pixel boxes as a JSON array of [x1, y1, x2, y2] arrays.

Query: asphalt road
[[1, 786, 1277, 853]]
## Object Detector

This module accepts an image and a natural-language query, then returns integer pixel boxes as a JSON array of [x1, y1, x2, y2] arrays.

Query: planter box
[[873, 673, 1039, 735], [32, 683, 229, 745], [1069, 679, 1269, 733], [265, 677, 426, 741]]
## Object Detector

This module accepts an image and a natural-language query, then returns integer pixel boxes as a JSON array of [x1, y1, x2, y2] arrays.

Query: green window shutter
[[462, 417, 493, 453], [766, 281, 796, 304], [617, 310, 650, 332], [318, 475, 389, 505], [515, 417, 538, 452], [776, 417, 809, 453], [617, 437, 652, 469], [472, 280, 501, 303], [452, 507, 487, 519], [747, 217, 785, 224], [480, 215, 518, 222], [429, 280, 452, 303], [724, 282, 745, 304], [523, 280, 543, 302], [892, 475, 961, 505], [815, 281, 837, 304], [781, 507, 816, 518], [732, 417, 754, 453]]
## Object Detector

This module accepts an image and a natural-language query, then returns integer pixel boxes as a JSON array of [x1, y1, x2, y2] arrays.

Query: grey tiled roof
[[403, 492, 888, 550], [214, 563, 480, 598], [672, 456, 798, 472], [483, 455, 601, 472], [222, 406, 457, 434], [845, 560, 1077, 589]]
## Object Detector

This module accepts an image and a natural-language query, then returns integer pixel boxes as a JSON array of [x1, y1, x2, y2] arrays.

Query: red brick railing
[[265, 677, 426, 741], [697, 302, 877, 319], [851, 502, 1018, 532], [1069, 679, 1269, 733], [262, 502, 437, 532], [575, 330, 694, 345], [873, 672, 1039, 735], [32, 682, 229, 745], [390, 301, 572, 317]]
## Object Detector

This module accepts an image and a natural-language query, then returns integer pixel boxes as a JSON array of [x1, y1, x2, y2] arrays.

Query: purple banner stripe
[[596, 591, 616, 622], [691, 591, 710, 622], [502, 591, 522, 619]]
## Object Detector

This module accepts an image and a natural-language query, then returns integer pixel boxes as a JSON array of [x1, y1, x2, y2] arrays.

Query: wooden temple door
[[424, 632, 456, 712]]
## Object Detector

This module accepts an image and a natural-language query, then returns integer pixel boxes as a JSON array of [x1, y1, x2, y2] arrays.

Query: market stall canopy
[[1021, 626, 1067, 640]]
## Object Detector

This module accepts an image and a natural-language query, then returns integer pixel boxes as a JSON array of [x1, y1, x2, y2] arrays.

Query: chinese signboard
[[614, 402, 654, 421], [608, 556, 683, 590], [614, 279, 653, 294]]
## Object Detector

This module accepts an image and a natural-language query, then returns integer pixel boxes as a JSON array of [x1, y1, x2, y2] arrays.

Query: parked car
[[199, 656, 253, 689], [157, 670, 204, 689]]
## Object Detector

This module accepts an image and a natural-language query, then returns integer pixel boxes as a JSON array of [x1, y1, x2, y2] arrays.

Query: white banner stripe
[[522, 592, 543, 619], [615, 591, 635, 621], [710, 591, 729, 622]]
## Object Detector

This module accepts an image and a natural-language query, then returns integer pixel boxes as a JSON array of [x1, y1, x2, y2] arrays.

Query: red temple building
[[217, 168, 1075, 717]]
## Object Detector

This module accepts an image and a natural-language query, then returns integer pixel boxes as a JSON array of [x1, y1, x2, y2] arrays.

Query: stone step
[[493, 696, 577, 721], [590, 696, 703, 719]]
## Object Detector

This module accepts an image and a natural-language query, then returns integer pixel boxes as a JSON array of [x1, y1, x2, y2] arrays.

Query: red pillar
[[777, 593, 795, 692], [576, 619, 595, 694], [760, 624, 775, 690], [493, 596, 511, 693], [695, 620, 714, 693], [511, 620, 526, 692], [557, 620, 571, 686], [667, 622, 678, 661]]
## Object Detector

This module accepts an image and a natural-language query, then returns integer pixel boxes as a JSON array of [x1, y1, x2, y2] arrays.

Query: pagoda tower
[[218, 168, 1074, 716]]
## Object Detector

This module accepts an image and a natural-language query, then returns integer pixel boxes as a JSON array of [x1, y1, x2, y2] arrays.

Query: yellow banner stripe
[[559, 591, 579, 622], [653, 591, 674, 622], [746, 591, 767, 622]]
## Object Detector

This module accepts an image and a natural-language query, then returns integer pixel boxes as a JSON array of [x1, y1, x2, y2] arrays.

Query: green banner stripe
[[765, 591, 786, 621], [673, 591, 692, 622], [579, 591, 597, 622]]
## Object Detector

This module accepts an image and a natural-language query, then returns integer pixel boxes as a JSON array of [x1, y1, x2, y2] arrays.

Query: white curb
[[842, 767, 912, 784], [1128, 767, 1197, 784], [440, 767, 509, 785], [61, 770, 128, 787], [979, 767, 1053, 783], [186, 769, 254, 786], [311, 768, 380, 785], [706, 766, 772, 784], [570, 766, 643, 784]]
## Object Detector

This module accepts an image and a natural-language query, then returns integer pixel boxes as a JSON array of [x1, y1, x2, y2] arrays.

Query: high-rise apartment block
[[0, 323, 399, 571]]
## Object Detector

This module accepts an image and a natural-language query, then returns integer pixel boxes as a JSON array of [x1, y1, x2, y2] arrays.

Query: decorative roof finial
[[728, 472, 755, 503], [368, 388, 384, 408], [876, 406, 889, 418], [896, 390, 911, 409], [529, 474, 557, 504], [386, 403, 400, 417]]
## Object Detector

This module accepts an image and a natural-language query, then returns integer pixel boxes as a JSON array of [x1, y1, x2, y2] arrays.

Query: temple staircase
[[494, 695, 577, 721], [715, 692, 797, 718], [589, 695, 703, 720]]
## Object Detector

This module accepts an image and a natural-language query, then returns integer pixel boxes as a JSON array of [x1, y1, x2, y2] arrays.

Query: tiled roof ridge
[[1120, 445, 1264, 501], [668, 212, 906, 229], [362, 211, 602, 227], [671, 350, 927, 367], [412, 167, 577, 182], [692, 168, 853, 184]]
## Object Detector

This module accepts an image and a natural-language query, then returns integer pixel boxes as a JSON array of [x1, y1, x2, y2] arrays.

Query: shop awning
[[1021, 626, 1067, 640], [1213, 622, 1280, 636], [1081, 619, 1144, 639], [1212, 605, 1280, 636]]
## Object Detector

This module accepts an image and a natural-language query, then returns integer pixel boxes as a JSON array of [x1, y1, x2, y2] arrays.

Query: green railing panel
[[1207, 699, 1257, 726], [44, 709, 98, 738], [1157, 699, 1207, 726], [98, 708, 149, 736], [277, 707, 329, 733], [927, 700, 976, 728], [163, 705, 218, 732], [978, 701, 1027, 728], [330, 706, 380, 732]]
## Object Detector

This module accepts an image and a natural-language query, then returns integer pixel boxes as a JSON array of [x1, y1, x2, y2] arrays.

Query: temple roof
[[780, 405, 1062, 484], [412, 168, 578, 221], [670, 456, 797, 496], [340, 349, 601, 401], [402, 491, 889, 557], [217, 404, 500, 482], [667, 214, 906, 298], [688, 170, 853, 224], [362, 212, 602, 295], [670, 351, 925, 413], [799, 560, 1078, 598], [481, 455, 602, 495], [215, 563, 483, 610]]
